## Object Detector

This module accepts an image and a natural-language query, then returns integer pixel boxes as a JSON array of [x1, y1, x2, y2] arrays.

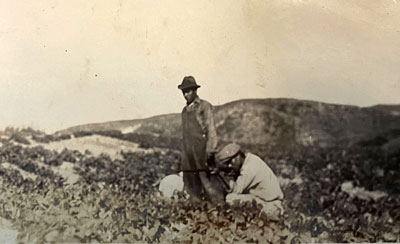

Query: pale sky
[[1, 0, 399, 132]]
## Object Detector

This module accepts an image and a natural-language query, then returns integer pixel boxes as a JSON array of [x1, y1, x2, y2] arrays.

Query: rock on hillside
[[56, 98, 400, 148]]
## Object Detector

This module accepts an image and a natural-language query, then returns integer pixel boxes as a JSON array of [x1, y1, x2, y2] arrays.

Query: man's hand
[[206, 151, 215, 163], [228, 180, 235, 193], [206, 151, 216, 169]]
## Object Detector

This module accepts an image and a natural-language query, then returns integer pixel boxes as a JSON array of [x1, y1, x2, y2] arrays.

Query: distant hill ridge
[[56, 98, 400, 148]]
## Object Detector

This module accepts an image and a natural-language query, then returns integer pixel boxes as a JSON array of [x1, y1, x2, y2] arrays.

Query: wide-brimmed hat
[[215, 143, 241, 164], [178, 76, 201, 90]]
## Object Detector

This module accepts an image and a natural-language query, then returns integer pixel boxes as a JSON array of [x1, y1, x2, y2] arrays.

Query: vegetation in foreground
[[0, 128, 399, 243]]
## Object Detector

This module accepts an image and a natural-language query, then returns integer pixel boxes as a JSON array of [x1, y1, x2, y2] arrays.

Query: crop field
[[0, 128, 399, 243]]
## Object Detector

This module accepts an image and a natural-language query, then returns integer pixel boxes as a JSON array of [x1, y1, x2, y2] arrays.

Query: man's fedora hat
[[178, 76, 201, 90]]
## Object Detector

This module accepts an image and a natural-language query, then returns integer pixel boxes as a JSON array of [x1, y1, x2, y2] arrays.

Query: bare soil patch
[[36, 135, 148, 159]]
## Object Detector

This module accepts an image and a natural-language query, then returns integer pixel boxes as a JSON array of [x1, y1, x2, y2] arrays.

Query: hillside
[[57, 98, 400, 148], [370, 104, 400, 116]]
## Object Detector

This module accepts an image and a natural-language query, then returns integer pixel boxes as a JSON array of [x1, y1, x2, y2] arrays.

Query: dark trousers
[[183, 171, 227, 203]]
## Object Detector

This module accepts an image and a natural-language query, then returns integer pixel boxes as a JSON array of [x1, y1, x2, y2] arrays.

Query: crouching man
[[215, 143, 284, 217]]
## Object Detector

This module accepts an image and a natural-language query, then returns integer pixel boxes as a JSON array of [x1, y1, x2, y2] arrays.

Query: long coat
[[181, 97, 225, 202], [181, 97, 218, 171]]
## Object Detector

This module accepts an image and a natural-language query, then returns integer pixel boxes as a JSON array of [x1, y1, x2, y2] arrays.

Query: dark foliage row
[[0, 143, 83, 191], [31, 134, 71, 144], [75, 150, 181, 195], [2, 127, 71, 144], [0, 143, 80, 166]]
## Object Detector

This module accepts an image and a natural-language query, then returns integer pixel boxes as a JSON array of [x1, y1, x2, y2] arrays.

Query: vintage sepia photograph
[[0, 0, 399, 243]]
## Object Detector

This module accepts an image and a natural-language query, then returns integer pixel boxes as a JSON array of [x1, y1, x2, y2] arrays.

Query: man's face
[[230, 154, 242, 172], [220, 154, 242, 176], [182, 88, 197, 104]]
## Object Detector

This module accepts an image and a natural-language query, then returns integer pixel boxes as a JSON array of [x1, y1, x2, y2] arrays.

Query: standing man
[[178, 76, 226, 203]]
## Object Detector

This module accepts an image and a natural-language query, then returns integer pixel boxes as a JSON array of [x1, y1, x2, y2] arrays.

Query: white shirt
[[231, 153, 284, 202]]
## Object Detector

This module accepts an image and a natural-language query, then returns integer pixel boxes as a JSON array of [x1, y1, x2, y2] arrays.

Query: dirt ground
[[34, 135, 146, 159]]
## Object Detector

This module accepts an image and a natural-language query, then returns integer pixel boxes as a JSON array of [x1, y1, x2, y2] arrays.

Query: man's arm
[[231, 167, 253, 194], [203, 102, 218, 153]]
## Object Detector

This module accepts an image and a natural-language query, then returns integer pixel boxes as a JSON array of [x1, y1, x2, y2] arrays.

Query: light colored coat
[[230, 153, 284, 202]]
